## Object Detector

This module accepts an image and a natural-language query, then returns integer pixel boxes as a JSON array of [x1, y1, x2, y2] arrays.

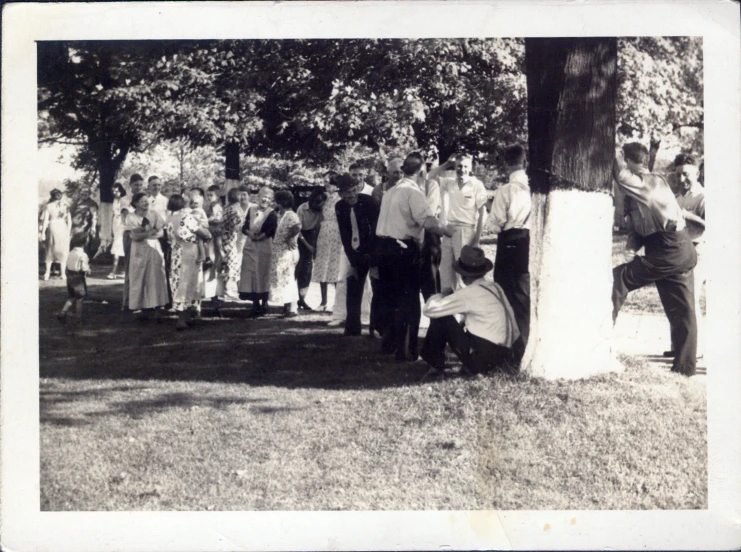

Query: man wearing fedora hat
[[335, 172, 381, 337], [421, 245, 520, 379]]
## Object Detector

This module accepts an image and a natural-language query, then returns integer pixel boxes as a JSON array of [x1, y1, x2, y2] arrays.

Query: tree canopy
[[38, 37, 703, 200]]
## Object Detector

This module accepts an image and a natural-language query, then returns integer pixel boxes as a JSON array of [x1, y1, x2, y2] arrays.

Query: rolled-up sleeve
[[423, 291, 468, 319]]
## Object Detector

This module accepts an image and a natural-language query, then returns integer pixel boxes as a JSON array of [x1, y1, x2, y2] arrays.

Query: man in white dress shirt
[[375, 152, 454, 362], [421, 245, 520, 380], [430, 154, 488, 294], [667, 153, 706, 358], [147, 176, 169, 221], [486, 144, 532, 351]]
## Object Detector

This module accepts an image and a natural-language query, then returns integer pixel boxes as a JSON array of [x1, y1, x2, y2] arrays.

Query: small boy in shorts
[[57, 233, 91, 324]]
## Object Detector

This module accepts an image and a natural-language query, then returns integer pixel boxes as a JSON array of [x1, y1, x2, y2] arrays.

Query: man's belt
[[499, 228, 530, 243]]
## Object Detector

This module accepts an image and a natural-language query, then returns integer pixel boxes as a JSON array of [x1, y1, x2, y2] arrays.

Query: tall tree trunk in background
[[648, 134, 661, 172], [225, 141, 240, 193], [95, 143, 127, 249], [522, 37, 621, 379]]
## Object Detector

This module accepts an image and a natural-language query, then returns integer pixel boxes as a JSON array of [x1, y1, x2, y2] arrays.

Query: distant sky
[[37, 143, 83, 200]]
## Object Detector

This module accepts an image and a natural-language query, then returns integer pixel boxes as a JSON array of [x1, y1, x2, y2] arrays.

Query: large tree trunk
[[224, 141, 240, 193], [648, 134, 661, 172], [522, 37, 621, 379]]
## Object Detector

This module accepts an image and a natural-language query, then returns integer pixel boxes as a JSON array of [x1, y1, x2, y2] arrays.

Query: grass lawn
[[39, 233, 706, 511]]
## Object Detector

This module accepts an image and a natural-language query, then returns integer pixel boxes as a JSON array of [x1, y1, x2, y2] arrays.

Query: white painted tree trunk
[[225, 178, 240, 194], [521, 190, 622, 379]]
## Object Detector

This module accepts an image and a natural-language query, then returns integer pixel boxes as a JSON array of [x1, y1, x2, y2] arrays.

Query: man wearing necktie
[[335, 173, 381, 337]]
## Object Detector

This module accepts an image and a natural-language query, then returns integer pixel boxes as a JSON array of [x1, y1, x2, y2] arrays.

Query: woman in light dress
[[221, 186, 250, 298], [107, 183, 128, 279], [268, 190, 302, 318], [166, 194, 212, 330], [123, 192, 169, 320], [239, 187, 277, 317], [311, 174, 343, 310], [39, 188, 71, 281]]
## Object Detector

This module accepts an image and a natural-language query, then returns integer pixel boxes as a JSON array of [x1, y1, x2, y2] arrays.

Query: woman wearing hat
[[420, 245, 520, 380], [39, 188, 72, 280]]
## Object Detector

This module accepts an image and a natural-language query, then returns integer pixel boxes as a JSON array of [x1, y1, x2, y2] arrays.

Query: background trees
[[38, 37, 702, 204]]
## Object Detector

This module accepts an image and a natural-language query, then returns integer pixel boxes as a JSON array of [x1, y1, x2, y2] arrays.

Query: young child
[[188, 187, 211, 268], [56, 233, 91, 324], [205, 184, 226, 271]]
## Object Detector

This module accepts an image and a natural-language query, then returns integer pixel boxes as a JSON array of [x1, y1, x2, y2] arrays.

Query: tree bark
[[522, 37, 622, 379], [225, 141, 241, 193], [648, 135, 661, 172]]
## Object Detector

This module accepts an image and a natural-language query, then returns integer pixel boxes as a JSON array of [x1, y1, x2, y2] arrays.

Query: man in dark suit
[[335, 173, 381, 337]]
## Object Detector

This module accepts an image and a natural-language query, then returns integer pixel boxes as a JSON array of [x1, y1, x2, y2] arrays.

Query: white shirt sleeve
[[423, 290, 468, 319], [486, 187, 508, 235]]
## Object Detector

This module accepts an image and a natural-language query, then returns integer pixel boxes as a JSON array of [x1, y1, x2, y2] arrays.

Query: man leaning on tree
[[612, 142, 698, 376]]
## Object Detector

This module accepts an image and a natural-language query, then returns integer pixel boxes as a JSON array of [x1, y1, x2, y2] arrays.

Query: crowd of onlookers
[[40, 144, 705, 378]]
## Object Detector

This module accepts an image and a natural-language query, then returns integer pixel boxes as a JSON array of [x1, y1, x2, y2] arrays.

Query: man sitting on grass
[[420, 245, 520, 380]]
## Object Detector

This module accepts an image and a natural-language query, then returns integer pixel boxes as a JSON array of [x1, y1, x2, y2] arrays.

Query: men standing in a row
[[669, 153, 706, 359], [612, 142, 698, 376], [374, 153, 455, 362], [432, 154, 488, 294], [335, 174, 381, 337], [486, 144, 532, 354]]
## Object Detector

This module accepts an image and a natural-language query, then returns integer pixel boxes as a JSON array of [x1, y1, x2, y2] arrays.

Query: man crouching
[[420, 245, 520, 380]]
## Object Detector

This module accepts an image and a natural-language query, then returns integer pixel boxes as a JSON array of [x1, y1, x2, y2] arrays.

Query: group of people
[[41, 140, 705, 378]]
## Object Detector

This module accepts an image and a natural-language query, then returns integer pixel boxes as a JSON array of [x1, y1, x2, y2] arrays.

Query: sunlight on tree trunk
[[522, 37, 622, 379]]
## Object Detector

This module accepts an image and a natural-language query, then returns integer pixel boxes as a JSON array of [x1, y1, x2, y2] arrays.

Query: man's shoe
[[420, 368, 445, 382], [663, 350, 676, 358], [327, 320, 343, 327]]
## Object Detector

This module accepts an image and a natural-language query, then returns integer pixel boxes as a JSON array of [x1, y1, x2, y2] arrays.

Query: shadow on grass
[[39, 281, 436, 391]]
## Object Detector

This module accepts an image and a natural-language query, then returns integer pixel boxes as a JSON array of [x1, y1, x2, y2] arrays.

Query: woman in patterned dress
[[39, 189, 72, 281], [166, 194, 212, 330], [268, 190, 302, 317], [239, 187, 277, 317], [221, 187, 248, 298], [311, 173, 343, 310]]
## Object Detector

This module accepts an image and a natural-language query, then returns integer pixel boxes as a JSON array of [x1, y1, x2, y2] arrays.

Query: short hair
[[69, 232, 88, 249], [386, 157, 404, 170], [189, 187, 205, 198], [503, 145, 526, 167], [674, 153, 697, 167], [274, 190, 294, 209], [401, 152, 425, 176], [258, 186, 274, 198], [622, 142, 649, 166], [308, 188, 327, 205], [130, 173, 144, 184], [112, 182, 127, 197], [226, 188, 240, 205], [148, 175, 160, 183], [167, 194, 186, 212], [325, 171, 339, 187], [456, 153, 474, 164], [131, 192, 147, 207], [349, 162, 363, 172], [238, 184, 251, 193], [207, 184, 221, 193], [49, 188, 63, 201]]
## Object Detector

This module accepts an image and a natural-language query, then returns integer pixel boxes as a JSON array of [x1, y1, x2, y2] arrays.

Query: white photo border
[[2, 1, 740, 550]]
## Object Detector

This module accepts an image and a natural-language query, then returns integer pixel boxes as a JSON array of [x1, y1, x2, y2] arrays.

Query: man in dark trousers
[[374, 152, 455, 361], [485, 144, 531, 355], [335, 173, 381, 337], [612, 142, 698, 376], [421, 245, 520, 380]]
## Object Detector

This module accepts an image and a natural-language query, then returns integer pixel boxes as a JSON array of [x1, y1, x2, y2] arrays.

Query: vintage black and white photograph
[[3, 1, 741, 550]]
